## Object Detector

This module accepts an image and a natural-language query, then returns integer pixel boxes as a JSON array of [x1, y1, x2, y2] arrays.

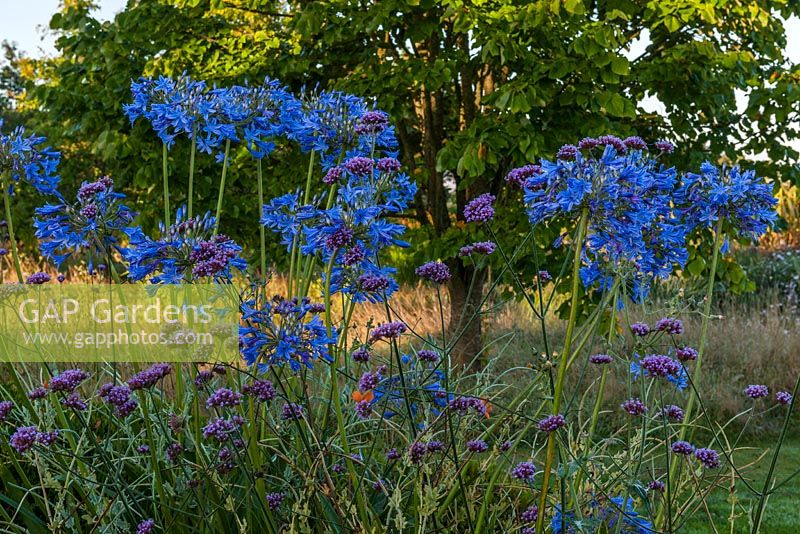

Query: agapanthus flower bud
[[464, 193, 496, 223]]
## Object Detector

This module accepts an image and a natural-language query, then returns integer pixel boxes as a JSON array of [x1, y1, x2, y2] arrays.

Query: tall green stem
[[188, 124, 197, 219], [2, 181, 23, 282], [162, 142, 170, 227], [257, 159, 266, 277], [536, 207, 589, 534], [213, 139, 231, 234], [659, 217, 724, 527], [752, 373, 800, 532]]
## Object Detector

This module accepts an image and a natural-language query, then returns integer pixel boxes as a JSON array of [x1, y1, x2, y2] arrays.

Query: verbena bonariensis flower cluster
[[0, 80, 792, 534]]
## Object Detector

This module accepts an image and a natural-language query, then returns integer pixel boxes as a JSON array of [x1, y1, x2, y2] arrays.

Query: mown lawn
[[682, 441, 800, 533]]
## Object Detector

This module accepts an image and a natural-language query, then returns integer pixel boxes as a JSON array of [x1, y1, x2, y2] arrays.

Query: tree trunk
[[447, 261, 486, 373]]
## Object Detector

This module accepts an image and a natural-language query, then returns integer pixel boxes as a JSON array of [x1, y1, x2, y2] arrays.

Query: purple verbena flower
[[459, 241, 496, 257], [648, 480, 666, 492], [655, 317, 683, 335], [343, 156, 374, 176], [589, 354, 613, 365], [744, 384, 769, 399], [658, 404, 685, 422], [369, 321, 406, 342], [355, 400, 372, 419], [694, 447, 721, 468], [776, 390, 793, 405], [206, 388, 243, 409], [463, 193, 496, 223], [676, 346, 698, 362], [631, 322, 650, 336], [417, 349, 439, 362], [556, 144, 579, 160], [136, 519, 156, 534], [654, 140, 675, 154], [640, 354, 681, 378], [505, 164, 542, 188], [0, 401, 13, 421], [265, 492, 285, 511], [281, 403, 304, 421], [49, 369, 89, 393], [520, 504, 539, 523], [671, 441, 694, 455], [466, 439, 488, 453], [511, 461, 537, 482], [415, 261, 451, 284], [27, 387, 47, 401], [242, 380, 276, 402], [25, 272, 51, 284], [623, 136, 648, 150], [621, 398, 647, 416], [351, 346, 372, 363], [537, 414, 566, 433]]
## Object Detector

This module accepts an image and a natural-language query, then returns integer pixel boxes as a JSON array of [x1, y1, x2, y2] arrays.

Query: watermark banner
[[0, 284, 239, 363]]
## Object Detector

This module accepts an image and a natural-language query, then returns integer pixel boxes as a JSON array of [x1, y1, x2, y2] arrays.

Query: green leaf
[[687, 257, 706, 276]]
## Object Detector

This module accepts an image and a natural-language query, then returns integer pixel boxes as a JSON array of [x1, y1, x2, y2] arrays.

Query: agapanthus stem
[[213, 139, 231, 234], [188, 124, 197, 219], [162, 142, 171, 227], [2, 181, 23, 282], [322, 254, 371, 528], [536, 206, 589, 534], [257, 159, 266, 277]]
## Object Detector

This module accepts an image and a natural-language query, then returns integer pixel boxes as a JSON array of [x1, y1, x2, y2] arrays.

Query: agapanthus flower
[[511, 461, 537, 482], [122, 207, 246, 283], [675, 162, 777, 242], [524, 140, 687, 300], [671, 441, 694, 455], [621, 397, 648, 416], [464, 193, 496, 223], [776, 390, 793, 405], [538, 414, 566, 433], [415, 261, 451, 284], [694, 447, 721, 468], [239, 294, 335, 372], [0, 121, 61, 195], [744, 384, 769, 399], [35, 176, 135, 270]]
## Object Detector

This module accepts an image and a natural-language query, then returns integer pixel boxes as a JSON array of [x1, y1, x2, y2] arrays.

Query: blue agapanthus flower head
[[35, 176, 135, 270], [521, 137, 687, 301], [675, 162, 777, 243], [239, 293, 336, 372], [551, 496, 654, 533], [121, 206, 246, 283], [0, 120, 61, 195]]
